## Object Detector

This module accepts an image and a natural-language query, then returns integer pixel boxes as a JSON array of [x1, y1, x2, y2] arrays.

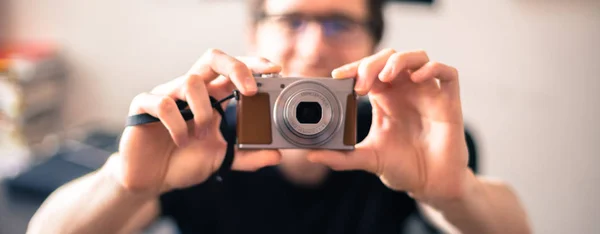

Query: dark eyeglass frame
[[254, 12, 378, 39]]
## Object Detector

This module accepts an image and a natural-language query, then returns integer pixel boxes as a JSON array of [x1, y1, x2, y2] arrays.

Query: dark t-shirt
[[159, 99, 478, 234]]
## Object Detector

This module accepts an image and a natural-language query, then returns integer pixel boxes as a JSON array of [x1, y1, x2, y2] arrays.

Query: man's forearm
[[424, 169, 532, 234], [27, 155, 158, 234]]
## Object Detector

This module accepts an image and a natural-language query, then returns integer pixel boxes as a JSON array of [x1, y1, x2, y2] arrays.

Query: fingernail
[[332, 69, 346, 78], [266, 61, 278, 67], [379, 67, 391, 82], [331, 69, 341, 78], [245, 76, 257, 92]]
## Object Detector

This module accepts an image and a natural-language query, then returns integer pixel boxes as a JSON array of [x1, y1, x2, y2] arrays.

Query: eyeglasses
[[255, 13, 374, 46]]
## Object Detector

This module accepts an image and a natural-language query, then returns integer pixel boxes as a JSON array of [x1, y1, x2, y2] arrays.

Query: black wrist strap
[[210, 96, 235, 182], [125, 91, 240, 182]]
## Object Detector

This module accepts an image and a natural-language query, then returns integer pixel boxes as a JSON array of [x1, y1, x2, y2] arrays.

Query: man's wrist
[[424, 168, 493, 233], [101, 153, 162, 200], [424, 168, 482, 213]]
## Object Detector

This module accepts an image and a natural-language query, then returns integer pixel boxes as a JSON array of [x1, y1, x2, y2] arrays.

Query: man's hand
[[115, 49, 283, 194], [307, 48, 471, 205]]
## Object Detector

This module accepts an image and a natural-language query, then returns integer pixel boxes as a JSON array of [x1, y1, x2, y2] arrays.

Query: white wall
[[6, 0, 600, 233]]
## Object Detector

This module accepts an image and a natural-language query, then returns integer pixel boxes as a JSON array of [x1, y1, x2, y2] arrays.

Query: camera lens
[[296, 102, 322, 124], [274, 80, 341, 146]]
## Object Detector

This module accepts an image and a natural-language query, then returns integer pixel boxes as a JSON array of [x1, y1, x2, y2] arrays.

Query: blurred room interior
[[0, 0, 599, 233]]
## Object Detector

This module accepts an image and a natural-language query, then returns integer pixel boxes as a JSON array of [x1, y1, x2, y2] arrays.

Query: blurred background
[[0, 0, 599, 233]]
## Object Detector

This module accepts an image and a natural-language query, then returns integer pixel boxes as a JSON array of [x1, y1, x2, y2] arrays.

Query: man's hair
[[248, 0, 386, 46]]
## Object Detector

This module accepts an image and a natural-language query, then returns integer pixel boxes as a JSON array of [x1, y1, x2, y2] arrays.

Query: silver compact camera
[[236, 73, 357, 150]]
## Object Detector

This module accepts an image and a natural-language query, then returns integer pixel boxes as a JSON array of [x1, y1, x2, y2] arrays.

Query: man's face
[[248, 0, 375, 186], [251, 0, 375, 77]]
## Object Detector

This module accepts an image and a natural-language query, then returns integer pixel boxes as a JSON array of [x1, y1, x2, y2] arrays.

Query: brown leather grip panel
[[343, 94, 357, 146], [237, 93, 272, 144]]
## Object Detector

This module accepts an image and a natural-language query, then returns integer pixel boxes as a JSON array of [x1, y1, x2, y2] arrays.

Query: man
[[27, 0, 531, 233]]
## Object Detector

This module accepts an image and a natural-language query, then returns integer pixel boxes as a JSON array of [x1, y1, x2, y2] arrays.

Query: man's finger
[[236, 56, 282, 74], [332, 60, 361, 79], [410, 61, 460, 97], [379, 50, 430, 83], [207, 49, 257, 95], [354, 48, 397, 95], [182, 75, 215, 138], [232, 149, 282, 172], [208, 56, 282, 98], [129, 93, 189, 147], [187, 49, 261, 96], [306, 146, 378, 174], [150, 76, 187, 95]]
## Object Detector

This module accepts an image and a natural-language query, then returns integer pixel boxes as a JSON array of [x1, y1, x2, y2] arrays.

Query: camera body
[[236, 74, 357, 150]]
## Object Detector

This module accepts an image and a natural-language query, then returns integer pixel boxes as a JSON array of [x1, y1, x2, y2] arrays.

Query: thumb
[[306, 146, 378, 173], [232, 149, 282, 172]]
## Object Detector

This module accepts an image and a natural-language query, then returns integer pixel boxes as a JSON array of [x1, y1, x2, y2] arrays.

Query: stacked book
[[0, 42, 68, 178]]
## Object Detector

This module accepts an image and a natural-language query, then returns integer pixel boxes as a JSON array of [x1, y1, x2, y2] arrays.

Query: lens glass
[[296, 102, 322, 124]]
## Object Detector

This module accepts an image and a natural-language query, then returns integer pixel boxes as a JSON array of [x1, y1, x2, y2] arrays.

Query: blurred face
[[251, 0, 374, 77], [248, 0, 375, 186]]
